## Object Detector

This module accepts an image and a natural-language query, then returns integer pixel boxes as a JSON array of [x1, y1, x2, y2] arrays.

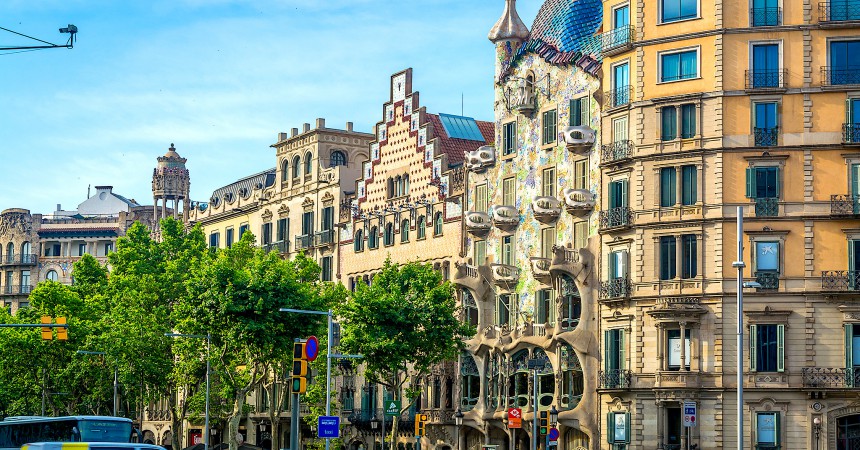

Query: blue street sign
[[548, 428, 560, 441], [318, 416, 340, 438]]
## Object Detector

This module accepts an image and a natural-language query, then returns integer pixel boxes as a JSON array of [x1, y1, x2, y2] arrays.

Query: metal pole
[[532, 370, 537, 450], [382, 404, 386, 450], [205, 334, 211, 450], [114, 366, 119, 416], [325, 310, 333, 450], [734, 206, 745, 450], [42, 365, 47, 416], [291, 393, 300, 450]]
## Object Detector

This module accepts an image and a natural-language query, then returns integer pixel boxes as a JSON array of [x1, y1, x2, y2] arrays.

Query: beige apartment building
[[595, 0, 860, 448], [335, 68, 492, 450]]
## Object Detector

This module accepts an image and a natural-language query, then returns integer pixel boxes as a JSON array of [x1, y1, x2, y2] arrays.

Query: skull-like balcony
[[464, 211, 492, 236], [548, 245, 587, 279], [563, 189, 595, 217], [491, 205, 519, 230], [529, 257, 552, 285], [464, 145, 496, 173], [491, 263, 520, 287], [562, 126, 596, 155], [452, 261, 492, 302], [531, 196, 562, 223]]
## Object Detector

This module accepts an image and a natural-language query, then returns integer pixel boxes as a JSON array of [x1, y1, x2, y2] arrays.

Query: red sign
[[189, 431, 202, 446], [305, 335, 319, 361], [507, 408, 522, 429]]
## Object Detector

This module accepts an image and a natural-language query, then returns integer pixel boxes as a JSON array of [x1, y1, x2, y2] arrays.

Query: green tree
[[334, 259, 473, 443], [177, 234, 339, 450]]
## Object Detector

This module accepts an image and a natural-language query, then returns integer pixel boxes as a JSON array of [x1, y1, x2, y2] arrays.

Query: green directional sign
[[384, 400, 401, 416]]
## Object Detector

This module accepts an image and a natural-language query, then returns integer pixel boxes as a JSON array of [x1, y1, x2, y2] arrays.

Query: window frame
[[434, 212, 444, 236], [401, 219, 410, 243], [657, 47, 701, 83], [750, 323, 785, 372], [502, 120, 517, 156], [354, 229, 365, 252], [542, 167, 557, 197], [658, 0, 700, 24], [749, 40, 783, 87], [541, 109, 558, 147]]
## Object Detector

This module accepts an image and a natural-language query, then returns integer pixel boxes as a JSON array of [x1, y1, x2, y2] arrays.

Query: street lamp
[[454, 409, 463, 450], [165, 333, 211, 450], [548, 406, 558, 427], [813, 417, 822, 450], [76, 350, 119, 416], [370, 416, 380, 450]]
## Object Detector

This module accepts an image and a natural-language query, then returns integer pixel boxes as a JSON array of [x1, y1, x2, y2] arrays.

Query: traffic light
[[291, 340, 308, 394], [415, 413, 428, 436], [41, 316, 52, 340], [55, 317, 67, 341], [539, 411, 549, 435]]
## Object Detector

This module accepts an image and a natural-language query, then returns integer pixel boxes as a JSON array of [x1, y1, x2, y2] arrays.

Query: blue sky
[[1, 0, 542, 215]]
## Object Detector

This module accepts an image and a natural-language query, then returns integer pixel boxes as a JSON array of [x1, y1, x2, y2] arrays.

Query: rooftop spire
[[488, 0, 529, 44]]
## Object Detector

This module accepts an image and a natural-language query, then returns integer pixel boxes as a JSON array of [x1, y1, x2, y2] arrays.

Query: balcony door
[[847, 99, 860, 143], [849, 240, 860, 288], [752, 43, 779, 87], [604, 329, 625, 387], [846, 323, 860, 387], [609, 179, 628, 209], [613, 4, 629, 29], [852, 163, 860, 212]]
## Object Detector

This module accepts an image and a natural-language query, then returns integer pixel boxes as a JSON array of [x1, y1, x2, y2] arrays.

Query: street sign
[[683, 401, 697, 427], [305, 335, 319, 361], [318, 415, 340, 438], [507, 408, 522, 428], [385, 400, 401, 416], [548, 428, 559, 441], [547, 442, 557, 448]]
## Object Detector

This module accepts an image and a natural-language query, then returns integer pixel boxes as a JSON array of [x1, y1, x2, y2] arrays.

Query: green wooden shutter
[[777, 324, 785, 372], [621, 179, 629, 207], [775, 412, 781, 446], [847, 324, 854, 371], [746, 167, 755, 198], [750, 324, 757, 372], [849, 98, 853, 124], [624, 412, 631, 443], [581, 96, 590, 127], [604, 330, 613, 372], [852, 164, 860, 197], [607, 412, 616, 444], [619, 329, 626, 371], [851, 240, 857, 275], [570, 99, 581, 126]]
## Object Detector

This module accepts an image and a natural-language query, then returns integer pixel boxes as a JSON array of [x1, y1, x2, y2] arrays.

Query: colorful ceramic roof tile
[[506, 0, 603, 76]]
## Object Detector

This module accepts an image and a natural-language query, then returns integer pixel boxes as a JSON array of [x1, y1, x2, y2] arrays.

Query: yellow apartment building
[[598, 0, 860, 448]]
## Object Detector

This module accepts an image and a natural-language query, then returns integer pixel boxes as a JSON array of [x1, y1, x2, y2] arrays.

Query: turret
[[488, 0, 529, 44]]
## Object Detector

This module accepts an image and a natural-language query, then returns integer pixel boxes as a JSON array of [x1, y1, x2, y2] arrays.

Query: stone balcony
[[452, 262, 492, 301], [562, 189, 595, 217], [464, 211, 492, 235], [490, 205, 519, 230], [464, 145, 496, 173], [490, 263, 520, 288], [531, 196, 562, 223], [561, 126, 596, 155], [654, 371, 702, 389], [529, 257, 552, 285], [548, 245, 586, 279]]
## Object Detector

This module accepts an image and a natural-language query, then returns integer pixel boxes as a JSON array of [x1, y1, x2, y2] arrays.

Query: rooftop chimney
[[346, 122, 354, 132], [316, 118, 325, 129], [303, 123, 311, 133], [291, 128, 299, 137], [278, 132, 288, 142]]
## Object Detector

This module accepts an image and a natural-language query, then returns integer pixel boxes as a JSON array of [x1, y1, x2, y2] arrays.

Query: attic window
[[239, 188, 250, 199], [225, 192, 235, 203]]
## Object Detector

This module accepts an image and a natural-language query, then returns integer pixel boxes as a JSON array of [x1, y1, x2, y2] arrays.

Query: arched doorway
[[838, 414, 860, 449], [558, 274, 581, 331], [563, 428, 589, 450], [161, 431, 173, 450], [531, 348, 554, 408], [142, 430, 156, 445], [559, 344, 584, 410], [460, 351, 479, 411]]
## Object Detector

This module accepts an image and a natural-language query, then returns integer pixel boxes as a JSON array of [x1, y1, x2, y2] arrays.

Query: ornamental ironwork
[[754, 127, 779, 147], [601, 140, 633, 163], [751, 6, 781, 25], [598, 369, 632, 389], [599, 206, 633, 230], [821, 270, 860, 291], [754, 197, 779, 217]]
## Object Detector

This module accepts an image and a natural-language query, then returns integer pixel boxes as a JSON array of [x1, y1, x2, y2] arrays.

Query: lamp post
[[813, 417, 822, 450], [76, 350, 118, 416], [454, 409, 463, 450], [370, 416, 380, 450], [549, 406, 558, 428], [166, 333, 211, 450]]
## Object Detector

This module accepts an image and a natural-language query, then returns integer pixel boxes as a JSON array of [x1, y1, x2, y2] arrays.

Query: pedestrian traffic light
[[415, 413, 428, 436], [291, 340, 308, 394], [41, 316, 53, 340], [539, 411, 549, 435], [55, 317, 68, 341]]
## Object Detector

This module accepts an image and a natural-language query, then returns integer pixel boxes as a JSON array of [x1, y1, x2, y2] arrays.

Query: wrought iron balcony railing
[[822, 66, 860, 86], [598, 369, 632, 389], [315, 229, 335, 246], [3, 254, 37, 265], [820, 1, 860, 22], [754, 127, 779, 147], [1, 285, 33, 295], [754, 197, 779, 217], [599, 277, 632, 300], [599, 206, 633, 230], [295, 234, 313, 251], [604, 85, 632, 109], [751, 7, 782, 26], [601, 140, 633, 164], [844, 124, 860, 143], [601, 26, 634, 55], [802, 367, 860, 388], [755, 272, 780, 290], [822, 270, 860, 291], [832, 194, 860, 215], [745, 69, 787, 89], [263, 240, 289, 254]]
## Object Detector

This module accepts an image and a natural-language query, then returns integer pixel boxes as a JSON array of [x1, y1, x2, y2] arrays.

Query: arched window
[[354, 229, 364, 252], [401, 219, 410, 242], [417, 216, 426, 239], [532, 348, 555, 408], [281, 159, 289, 182], [404, 174, 410, 194], [509, 350, 530, 408], [46, 270, 59, 282], [486, 353, 503, 411], [304, 152, 313, 176], [434, 212, 443, 236], [387, 178, 394, 199], [292, 156, 301, 179], [462, 289, 478, 328], [369, 227, 379, 249], [21, 242, 31, 264], [5, 242, 13, 263], [330, 150, 347, 167], [384, 223, 394, 246], [559, 344, 584, 410], [560, 274, 582, 331], [460, 352, 480, 412]]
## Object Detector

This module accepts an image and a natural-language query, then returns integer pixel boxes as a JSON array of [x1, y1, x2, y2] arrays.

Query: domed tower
[[151, 143, 191, 224], [488, 0, 529, 79]]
